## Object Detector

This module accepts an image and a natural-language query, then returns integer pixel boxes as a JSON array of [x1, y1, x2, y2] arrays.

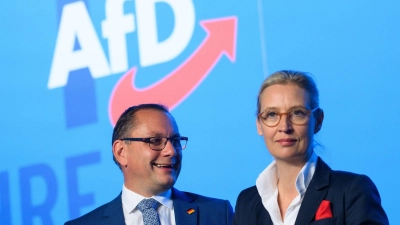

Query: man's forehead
[[134, 108, 173, 122], [132, 109, 179, 134]]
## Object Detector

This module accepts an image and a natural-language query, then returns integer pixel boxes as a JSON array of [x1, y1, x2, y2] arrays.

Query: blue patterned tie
[[137, 198, 161, 225]]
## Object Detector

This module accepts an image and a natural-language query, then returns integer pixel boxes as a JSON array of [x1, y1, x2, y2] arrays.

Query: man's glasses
[[258, 107, 319, 127], [120, 136, 188, 151]]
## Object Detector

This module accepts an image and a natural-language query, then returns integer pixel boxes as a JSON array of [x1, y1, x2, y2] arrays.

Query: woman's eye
[[292, 109, 307, 117], [265, 111, 278, 118]]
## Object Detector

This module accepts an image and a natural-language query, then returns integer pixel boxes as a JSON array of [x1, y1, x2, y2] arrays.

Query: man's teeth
[[154, 164, 174, 168]]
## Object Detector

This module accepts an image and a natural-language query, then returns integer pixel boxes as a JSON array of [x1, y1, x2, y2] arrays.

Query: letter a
[[48, 1, 110, 89]]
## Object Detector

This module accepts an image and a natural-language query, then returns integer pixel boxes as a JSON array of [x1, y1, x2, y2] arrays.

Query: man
[[65, 103, 233, 225]]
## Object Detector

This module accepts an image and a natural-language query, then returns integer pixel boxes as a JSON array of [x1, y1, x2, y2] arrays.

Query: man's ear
[[113, 140, 128, 167], [314, 109, 324, 134]]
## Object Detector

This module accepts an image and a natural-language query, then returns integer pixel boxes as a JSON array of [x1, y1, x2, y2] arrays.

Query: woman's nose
[[278, 115, 293, 133]]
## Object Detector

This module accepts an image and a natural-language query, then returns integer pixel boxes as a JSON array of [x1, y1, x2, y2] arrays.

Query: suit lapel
[[256, 200, 273, 224], [102, 193, 126, 225], [102, 189, 198, 225], [172, 188, 198, 225], [295, 158, 330, 225]]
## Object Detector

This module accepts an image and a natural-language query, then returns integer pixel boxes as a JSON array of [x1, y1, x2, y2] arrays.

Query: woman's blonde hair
[[257, 70, 320, 114]]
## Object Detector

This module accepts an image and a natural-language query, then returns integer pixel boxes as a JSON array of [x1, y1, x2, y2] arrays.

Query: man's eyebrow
[[147, 132, 180, 137], [171, 134, 181, 138]]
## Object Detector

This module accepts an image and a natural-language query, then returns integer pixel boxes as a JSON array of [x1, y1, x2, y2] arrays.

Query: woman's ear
[[314, 109, 324, 134], [256, 118, 263, 135]]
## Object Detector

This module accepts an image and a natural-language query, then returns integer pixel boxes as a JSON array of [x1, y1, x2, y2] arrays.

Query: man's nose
[[162, 140, 178, 156]]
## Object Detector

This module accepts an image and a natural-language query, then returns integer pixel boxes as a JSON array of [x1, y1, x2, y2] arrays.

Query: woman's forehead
[[260, 84, 311, 107]]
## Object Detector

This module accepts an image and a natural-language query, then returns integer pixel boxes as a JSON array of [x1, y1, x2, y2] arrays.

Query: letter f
[[102, 0, 135, 73]]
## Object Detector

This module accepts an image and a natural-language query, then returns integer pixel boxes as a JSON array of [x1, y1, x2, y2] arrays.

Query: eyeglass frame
[[258, 107, 319, 127], [120, 136, 188, 151]]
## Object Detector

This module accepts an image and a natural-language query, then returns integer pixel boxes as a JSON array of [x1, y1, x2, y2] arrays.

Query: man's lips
[[152, 163, 176, 169]]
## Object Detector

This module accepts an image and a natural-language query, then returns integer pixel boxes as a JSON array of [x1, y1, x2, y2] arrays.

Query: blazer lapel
[[295, 158, 330, 225], [102, 194, 126, 225], [172, 188, 198, 225]]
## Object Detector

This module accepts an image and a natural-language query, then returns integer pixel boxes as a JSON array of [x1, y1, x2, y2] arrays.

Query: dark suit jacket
[[65, 188, 233, 225], [233, 158, 389, 225]]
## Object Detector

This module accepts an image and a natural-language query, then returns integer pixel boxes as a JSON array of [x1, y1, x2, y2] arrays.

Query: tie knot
[[137, 198, 159, 212]]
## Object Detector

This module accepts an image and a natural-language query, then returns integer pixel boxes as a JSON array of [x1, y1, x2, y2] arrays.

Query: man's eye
[[171, 140, 180, 147], [149, 137, 163, 145]]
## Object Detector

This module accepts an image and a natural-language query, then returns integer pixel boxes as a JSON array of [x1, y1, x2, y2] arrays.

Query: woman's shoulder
[[330, 169, 366, 179], [237, 185, 258, 197], [328, 168, 378, 194], [317, 158, 374, 185], [235, 186, 264, 206], [316, 158, 378, 193]]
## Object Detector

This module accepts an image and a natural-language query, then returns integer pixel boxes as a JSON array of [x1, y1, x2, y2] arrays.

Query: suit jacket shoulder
[[233, 186, 271, 225], [64, 194, 125, 225], [233, 158, 389, 225], [173, 188, 233, 225], [297, 158, 389, 225], [65, 189, 233, 225]]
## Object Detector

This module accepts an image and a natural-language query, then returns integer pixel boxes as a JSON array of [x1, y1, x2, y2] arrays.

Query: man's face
[[114, 109, 182, 197]]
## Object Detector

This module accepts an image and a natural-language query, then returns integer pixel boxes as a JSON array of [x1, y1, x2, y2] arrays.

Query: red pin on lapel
[[186, 208, 195, 214]]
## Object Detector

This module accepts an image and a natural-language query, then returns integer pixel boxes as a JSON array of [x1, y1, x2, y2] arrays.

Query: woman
[[233, 70, 388, 224]]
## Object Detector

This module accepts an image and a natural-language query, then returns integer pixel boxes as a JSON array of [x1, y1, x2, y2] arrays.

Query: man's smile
[[152, 163, 176, 169]]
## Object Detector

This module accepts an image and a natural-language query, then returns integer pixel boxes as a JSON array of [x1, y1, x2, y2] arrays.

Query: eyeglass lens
[[260, 109, 310, 126], [149, 137, 187, 150]]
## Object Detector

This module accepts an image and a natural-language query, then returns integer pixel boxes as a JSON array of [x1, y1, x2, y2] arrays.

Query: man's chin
[[156, 176, 177, 189]]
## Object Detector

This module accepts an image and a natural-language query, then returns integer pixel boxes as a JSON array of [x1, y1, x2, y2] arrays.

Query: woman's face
[[256, 84, 322, 164]]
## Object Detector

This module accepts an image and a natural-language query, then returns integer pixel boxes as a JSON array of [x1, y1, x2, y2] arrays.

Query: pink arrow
[[109, 16, 237, 125]]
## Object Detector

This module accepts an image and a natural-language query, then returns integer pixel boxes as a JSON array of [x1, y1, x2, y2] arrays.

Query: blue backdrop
[[1, 0, 398, 224]]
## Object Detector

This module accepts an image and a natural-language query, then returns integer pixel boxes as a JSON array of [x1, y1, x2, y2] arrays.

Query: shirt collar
[[122, 185, 173, 213], [256, 152, 318, 199], [256, 159, 278, 200], [296, 152, 318, 196]]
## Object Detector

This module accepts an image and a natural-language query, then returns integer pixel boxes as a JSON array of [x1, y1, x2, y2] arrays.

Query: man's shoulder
[[172, 188, 233, 212], [64, 195, 122, 225], [173, 189, 229, 204], [64, 203, 109, 225], [173, 189, 233, 224], [180, 190, 229, 204]]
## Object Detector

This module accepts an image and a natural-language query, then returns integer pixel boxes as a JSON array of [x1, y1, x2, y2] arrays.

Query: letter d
[[136, 0, 195, 67]]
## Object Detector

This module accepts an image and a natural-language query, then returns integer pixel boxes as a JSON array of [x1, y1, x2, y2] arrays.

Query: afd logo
[[49, 0, 237, 127]]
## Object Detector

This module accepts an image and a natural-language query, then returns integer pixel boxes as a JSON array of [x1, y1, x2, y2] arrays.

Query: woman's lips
[[276, 138, 297, 146]]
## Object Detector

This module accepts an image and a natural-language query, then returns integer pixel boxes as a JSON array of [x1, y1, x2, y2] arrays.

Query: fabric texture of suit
[[233, 157, 389, 225], [65, 187, 233, 225]]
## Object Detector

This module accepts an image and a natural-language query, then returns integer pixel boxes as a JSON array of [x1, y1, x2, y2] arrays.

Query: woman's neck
[[275, 159, 307, 220]]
